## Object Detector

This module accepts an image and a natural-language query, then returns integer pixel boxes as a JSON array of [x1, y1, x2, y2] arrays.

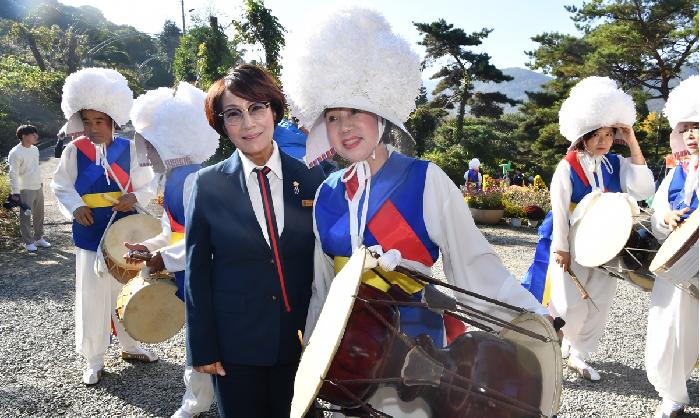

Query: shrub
[[0, 161, 19, 246], [503, 186, 551, 213]]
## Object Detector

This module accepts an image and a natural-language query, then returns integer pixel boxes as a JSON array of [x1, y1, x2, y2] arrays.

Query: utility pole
[[180, 0, 186, 33]]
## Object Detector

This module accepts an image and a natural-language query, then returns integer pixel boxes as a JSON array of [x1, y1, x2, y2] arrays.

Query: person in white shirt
[[281, 6, 554, 417], [546, 77, 654, 382], [51, 68, 157, 386], [7, 124, 50, 252], [123, 82, 220, 418], [646, 75, 699, 418]]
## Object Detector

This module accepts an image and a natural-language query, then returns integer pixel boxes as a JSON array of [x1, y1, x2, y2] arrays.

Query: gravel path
[[0, 149, 697, 417]]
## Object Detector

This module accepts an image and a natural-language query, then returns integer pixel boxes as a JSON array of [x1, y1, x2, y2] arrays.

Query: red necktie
[[255, 166, 291, 312]]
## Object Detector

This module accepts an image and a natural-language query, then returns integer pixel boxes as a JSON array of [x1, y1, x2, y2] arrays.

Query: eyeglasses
[[679, 125, 699, 134], [218, 102, 270, 126]]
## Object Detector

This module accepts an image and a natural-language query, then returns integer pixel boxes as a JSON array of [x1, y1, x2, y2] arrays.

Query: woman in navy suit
[[185, 64, 324, 418]]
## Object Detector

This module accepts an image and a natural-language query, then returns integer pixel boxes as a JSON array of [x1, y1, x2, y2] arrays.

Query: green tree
[[567, 0, 698, 100], [173, 16, 240, 89], [414, 19, 516, 146], [232, 0, 286, 78]]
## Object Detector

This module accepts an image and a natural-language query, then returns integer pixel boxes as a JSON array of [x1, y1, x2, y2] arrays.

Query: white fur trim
[[559, 76, 636, 149], [130, 82, 220, 166], [281, 5, 421, 166], [663, 75, 700, 154], [61, 68, 134, 133]]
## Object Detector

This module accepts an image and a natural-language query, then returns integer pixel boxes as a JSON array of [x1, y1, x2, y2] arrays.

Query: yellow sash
[[334, 256, 425, 295], [81, 191, 123, 208], [169, 232, 184, 245]]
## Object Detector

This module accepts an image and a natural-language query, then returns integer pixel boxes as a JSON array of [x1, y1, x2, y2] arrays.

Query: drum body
[[115, 273, 184, 343], [650, 210, 699, 291], [603, 222, 660, 292], [102, 214, 161, 284]]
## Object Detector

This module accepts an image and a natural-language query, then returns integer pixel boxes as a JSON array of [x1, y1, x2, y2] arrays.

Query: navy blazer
[[185, 149, 324, 367]]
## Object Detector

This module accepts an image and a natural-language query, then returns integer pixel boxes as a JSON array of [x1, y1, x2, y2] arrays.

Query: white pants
[[645, 277, 699, 404], [179, 366, 215, 414], [330, 386, 431, 418], [75, 248, 141, 366], [547, 259, 617, 356]]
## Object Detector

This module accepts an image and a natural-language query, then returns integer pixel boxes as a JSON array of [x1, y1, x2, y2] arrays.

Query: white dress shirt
[[238, 143, 285, 245]]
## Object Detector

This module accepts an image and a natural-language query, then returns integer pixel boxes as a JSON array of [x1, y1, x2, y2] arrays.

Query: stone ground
[[0, 148, 697, 417]]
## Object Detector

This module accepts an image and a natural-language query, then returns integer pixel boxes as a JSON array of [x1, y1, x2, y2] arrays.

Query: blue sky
[[59, 0, 583, 70]]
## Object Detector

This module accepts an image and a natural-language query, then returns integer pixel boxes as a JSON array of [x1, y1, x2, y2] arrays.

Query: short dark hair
[[16, 124, 38, 140], [205, 64, 286, 138]]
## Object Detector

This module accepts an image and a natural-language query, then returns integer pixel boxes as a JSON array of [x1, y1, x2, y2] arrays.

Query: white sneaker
[[170, 407, 197, 418], [34, 238, 51, 248], [121, 347, 158, 363], [654, 399, 685, 418], [25, 243, 37, 252], [567, 355, 601, 381], [82, 366, 104, 385]]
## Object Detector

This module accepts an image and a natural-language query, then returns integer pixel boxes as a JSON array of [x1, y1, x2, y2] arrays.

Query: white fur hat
[[559, 76, 636, 150], [663, 75, 699, 155], [281, 5, 422, 167], [61, 67, 134, 135], [469, 158, 480, 170], [130, 82, 219, 171]]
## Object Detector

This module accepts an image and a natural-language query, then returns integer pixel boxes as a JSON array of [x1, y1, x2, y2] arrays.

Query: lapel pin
[[293, 181, 300, 195]]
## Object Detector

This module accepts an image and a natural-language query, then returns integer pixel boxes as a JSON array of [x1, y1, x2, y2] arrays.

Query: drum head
[[499, 313, 562, 417], [104, 214, 161, 271], [571, 193, 635, 268], [650, 209, 700, 273], [119, 275, 184, 343], [291, 248, 369, 418]]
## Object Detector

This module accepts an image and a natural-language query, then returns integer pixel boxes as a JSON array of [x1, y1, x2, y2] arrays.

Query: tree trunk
[[18, 24, 47, 71], [66, 26, 79, 74], [456, 93, 467, 147]]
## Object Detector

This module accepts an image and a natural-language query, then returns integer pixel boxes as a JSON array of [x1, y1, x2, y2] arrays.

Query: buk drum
[[291, 248, 562, 418], [569, 191, 640, 268], [650, 210, 699, 296], [115, 272, 185, 343], [102, 214, 161, 284]]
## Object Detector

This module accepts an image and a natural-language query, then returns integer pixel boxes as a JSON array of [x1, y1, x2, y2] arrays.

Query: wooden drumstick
[[101, 192, 149, 214], [567, 268, 599, 311]]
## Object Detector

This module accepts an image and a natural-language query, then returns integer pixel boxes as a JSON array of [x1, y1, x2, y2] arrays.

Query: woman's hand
[[146, 251, 165, 273], [545, 314, 565, 341], [664, 207, 690, 230], [554, 250, 571, 272], [195, 361, 226, 376], [614, 124, 645, 165]]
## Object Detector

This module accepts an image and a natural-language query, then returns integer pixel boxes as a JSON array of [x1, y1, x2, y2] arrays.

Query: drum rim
[[650, 210, 700, 272], [103, 213, 162, 270]]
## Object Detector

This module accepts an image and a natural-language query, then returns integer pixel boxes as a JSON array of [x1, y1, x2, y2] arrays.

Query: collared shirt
[[239, 142, 284, 245]]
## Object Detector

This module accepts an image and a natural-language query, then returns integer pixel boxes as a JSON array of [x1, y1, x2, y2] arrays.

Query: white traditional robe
[[645, 166, 699, 405], [547, 155, 654, 356], [51, 140, 154, 366]]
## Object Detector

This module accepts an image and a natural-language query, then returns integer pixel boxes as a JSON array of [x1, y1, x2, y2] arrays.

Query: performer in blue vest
[[463, 158, 483, 191], [51, 68, 156, 385], [281, 6, 550, 417], [123, 82, 220, 418], [185, 64, 325, 418], [646, 75, 699, 418], [522, 77, 654, 382]]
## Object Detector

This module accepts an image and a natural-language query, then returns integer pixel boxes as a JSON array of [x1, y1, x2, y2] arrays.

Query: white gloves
[[367, 245, 402, 271]]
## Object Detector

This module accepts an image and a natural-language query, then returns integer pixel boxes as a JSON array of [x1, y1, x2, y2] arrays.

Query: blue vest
[[467, 169, 480, 184], [72, 137, 135, 251], [164, 164, 201, 300], [569, 152, 622, 203], [667, 165, 698, 219], [315, 153, 444, 346]]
